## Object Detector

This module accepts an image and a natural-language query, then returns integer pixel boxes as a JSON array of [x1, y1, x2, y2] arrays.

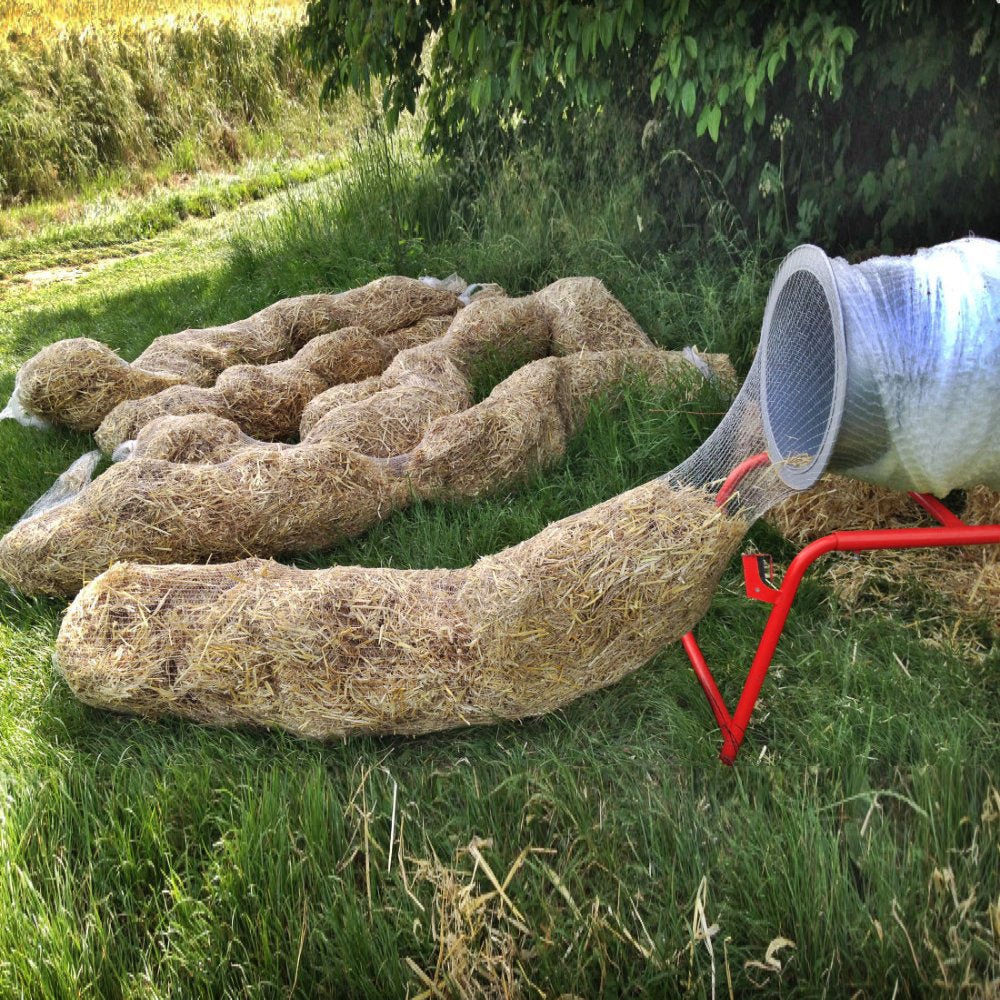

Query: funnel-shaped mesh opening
[[759, 246, 846, 489], [666, 244, 846, 521]]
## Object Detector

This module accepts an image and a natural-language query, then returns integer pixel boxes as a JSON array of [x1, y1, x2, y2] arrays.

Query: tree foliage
[[301, 0, 1000, 249]]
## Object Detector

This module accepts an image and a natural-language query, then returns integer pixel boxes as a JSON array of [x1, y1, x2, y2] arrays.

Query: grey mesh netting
[[670, 236, 1000, 510], [6, 241, 1000, 738]]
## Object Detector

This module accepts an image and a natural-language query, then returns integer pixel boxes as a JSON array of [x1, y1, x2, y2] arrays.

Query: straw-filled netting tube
[[14, 268, 781, 739], [0, 347, 722, 596], [0, 278, 733, 596], [56, 480, 749, 738], [93, 315, 454, 449], [9, 277, 463, 432]]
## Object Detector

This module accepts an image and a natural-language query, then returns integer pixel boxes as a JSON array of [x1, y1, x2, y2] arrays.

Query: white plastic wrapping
[[15, 450, 102, 525], [758, 237, 1000, 496], [419, 272, 467, 292], [0, 373, 52, 429], [830, 238, 1000, 494]]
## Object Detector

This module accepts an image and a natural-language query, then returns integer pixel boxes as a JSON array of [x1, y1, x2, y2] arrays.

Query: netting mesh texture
[[0, 278, 737, 597]]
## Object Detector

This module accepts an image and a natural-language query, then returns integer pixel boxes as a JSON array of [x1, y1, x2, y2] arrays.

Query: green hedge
[[302, 0, 1000, 251]]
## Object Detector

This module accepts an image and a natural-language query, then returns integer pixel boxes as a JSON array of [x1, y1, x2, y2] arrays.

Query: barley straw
[[766, 474, 920, 543], [768, 475, 1000, 626], [101, 277, 658, 452], [1, 278, 732, 595], [16, 277, 460, 431], [0, 347, 722, 595], [94, 315, 453, 449], [55, 480, 749, 738]]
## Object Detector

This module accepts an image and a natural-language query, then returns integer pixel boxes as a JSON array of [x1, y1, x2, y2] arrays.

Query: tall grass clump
[[230, 105, 770, 364], [229, 108, 459, 294], [0, 6, 318, 203]]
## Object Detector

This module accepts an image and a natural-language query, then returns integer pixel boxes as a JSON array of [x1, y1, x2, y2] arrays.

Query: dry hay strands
[[416, 276, 654, 379], [403, 347, 722, 498], [56, 480, 749, 739], [952, 485, 1000, 627], [0, 443, 407, 597], [65, 277, 641, 445], [132, 278, 460, 379], [964, 485, 1000, 526], [0, 347, 727, 596], [126, 414, 289, 465], [768, 478, 1000, 628], [113, 279, 707, 465], [765, 473, 924, 544], [14, 277, 460, 432], [13, 339, 186, 433], [94, 315, 453, 452], [296, 279, 718, 458], [293, 293, 554, 453], [125, 341, 474, 465], [299, 341, 473, 457], [100, 286, 550, 455], [530, 275, 653, 352]]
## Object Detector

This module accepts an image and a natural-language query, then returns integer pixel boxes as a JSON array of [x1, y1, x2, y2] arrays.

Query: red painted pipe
[[683, 464, 1000, 764], [719, 522, 1000, 764], [714, 452, 771, 508], [907, 491, 965, 527]]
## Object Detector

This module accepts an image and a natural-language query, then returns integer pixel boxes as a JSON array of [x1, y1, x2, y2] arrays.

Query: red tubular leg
[[684, 454, 1000, 764], [682, 633, 733, 733], [684, 451, 771, 761], [907, 491, 966, 527], [719, 523, 1000, 764], [721, 536, 838, 763]]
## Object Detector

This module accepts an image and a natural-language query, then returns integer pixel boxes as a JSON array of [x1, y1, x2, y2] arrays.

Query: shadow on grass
[[2, 266, 262, 366]]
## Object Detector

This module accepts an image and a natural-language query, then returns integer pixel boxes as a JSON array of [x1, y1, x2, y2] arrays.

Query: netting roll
[[759, 237, 1000, 495], [671, 237, 1000, 508]]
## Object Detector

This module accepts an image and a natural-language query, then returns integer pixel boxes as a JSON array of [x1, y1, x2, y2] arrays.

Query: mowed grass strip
[[0, 120, 997, 998], [0, 155, 344, 277]]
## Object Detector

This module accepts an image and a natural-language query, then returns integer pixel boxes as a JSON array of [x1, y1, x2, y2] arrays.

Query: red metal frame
[[682, 456, 1000, 765]]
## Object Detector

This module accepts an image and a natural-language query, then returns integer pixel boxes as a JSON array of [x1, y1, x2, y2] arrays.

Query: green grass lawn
[[0, 133, 997, 999]]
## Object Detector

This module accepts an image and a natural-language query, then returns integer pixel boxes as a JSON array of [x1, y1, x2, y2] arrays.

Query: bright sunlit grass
[[1, 0, 304, 38], [0, 98, 997, 998]]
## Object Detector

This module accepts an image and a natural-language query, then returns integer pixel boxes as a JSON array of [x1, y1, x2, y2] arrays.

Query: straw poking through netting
[[93, 277, 651, 453], [93, 316, 455, 450], [56, 480, 749, 738], [12, 277, 462, 431], [0, 347, 726, 596]]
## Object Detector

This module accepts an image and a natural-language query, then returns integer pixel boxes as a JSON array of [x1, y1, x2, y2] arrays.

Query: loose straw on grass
[[767, 475, 1000, 628]]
